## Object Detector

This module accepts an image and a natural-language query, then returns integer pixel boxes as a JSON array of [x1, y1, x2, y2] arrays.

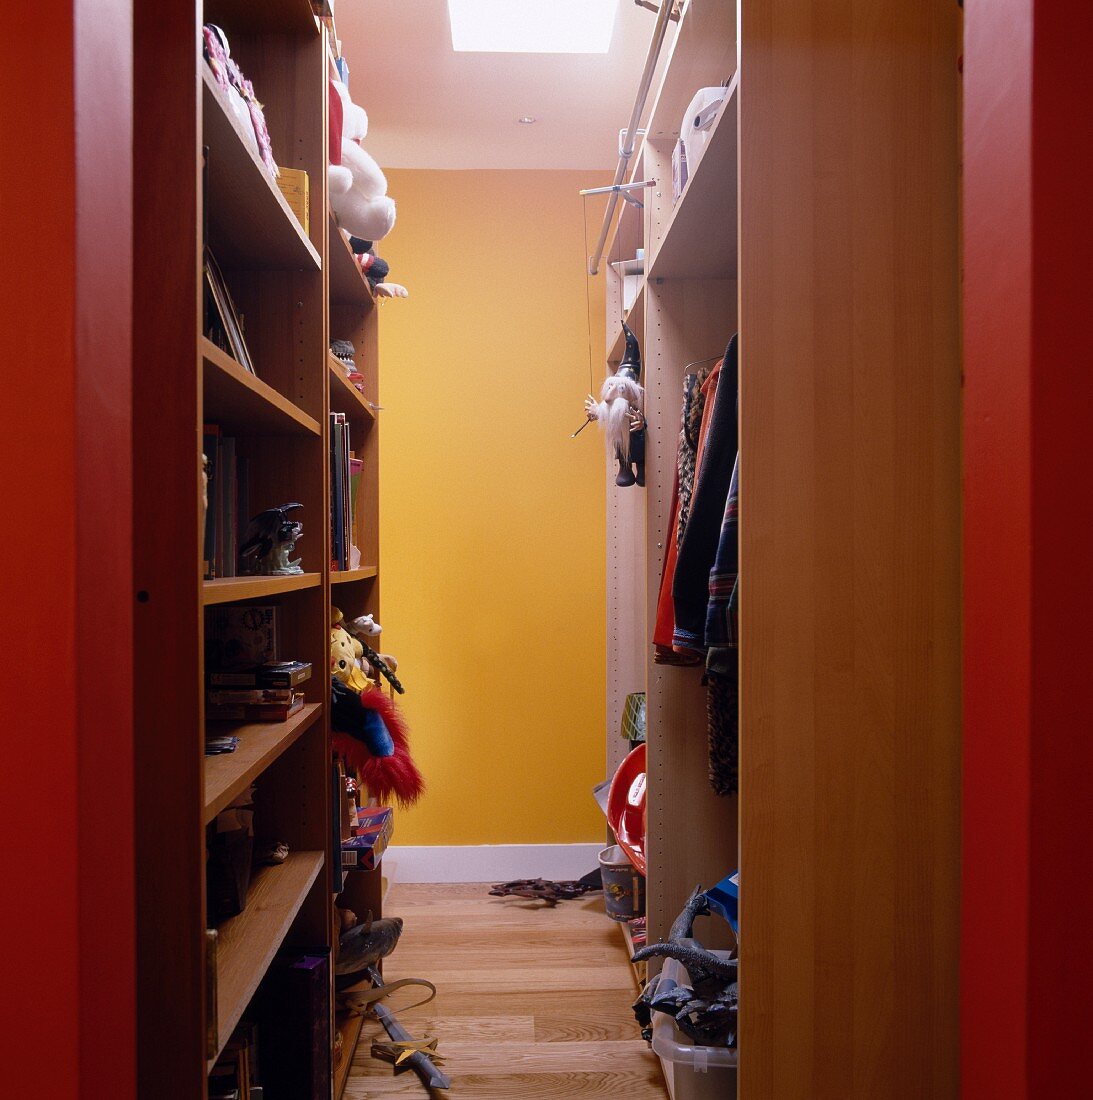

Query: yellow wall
[[377, 168, 610, 846]]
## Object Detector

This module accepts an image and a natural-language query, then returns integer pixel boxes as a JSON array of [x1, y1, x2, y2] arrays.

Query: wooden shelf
[[210, 851, 325, 1066], [330, 566, 378, 585], [205, 0, 318, 37], [608, 283, 646, 366], [334, 1011, 367, 1099], [204, 703, 323, 823], [648, 78, 738, 281], [203, 338, 321, 436], [328, 214, 376, 307], [328, 354, 378, 424], [646, 0, 737, 139], [203, 573, 322, 604], [203, 67, 321, 271], [620, 920, 647, 992]]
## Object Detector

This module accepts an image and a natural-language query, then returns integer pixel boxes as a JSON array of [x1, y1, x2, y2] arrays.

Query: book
[[207, 688, 295, 706], [330, 413, 346, 569], [208, 660, 312, 689], [206, 929, 219, 1060], [203, 423, 221, 577], [253, 952, 331, 1100], [206, 693, 305, 723], [205, 605, 278, 672], [201, 425, 250, 579], [341, 805, 393, 871]]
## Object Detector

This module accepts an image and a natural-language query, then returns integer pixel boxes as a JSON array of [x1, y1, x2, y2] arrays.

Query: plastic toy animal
[[336, 912, 404, 990], [632, 886, 738, 1046], [239, 502, 303, 575]]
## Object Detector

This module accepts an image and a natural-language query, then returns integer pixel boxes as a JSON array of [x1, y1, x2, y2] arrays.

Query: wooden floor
[[343, 882, 667, 1098]]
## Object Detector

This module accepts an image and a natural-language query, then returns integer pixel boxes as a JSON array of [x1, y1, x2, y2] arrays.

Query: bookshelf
[[132, 1, 389, 1095], [601, 0, 961, 1093]]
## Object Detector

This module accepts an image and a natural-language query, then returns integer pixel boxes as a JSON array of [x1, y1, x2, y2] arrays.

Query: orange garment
[[653, 360, 723, 664]]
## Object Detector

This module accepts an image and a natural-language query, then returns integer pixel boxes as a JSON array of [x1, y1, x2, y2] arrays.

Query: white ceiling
[[334, 0, 660, 170]]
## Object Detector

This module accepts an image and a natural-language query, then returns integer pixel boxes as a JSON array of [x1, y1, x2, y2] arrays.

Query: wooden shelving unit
[[210, 850, 325, 1064], [203, 573, 323, 605], [328, 353, 378, 423], [133, 1, 394, 1095], [202, 68, 320, 270], [328, 216, 377, 306], [601, 0, 962, 1093], [330, 565, 379, 585], [202, 339, 322, 436], [204, 703, 323, 822]]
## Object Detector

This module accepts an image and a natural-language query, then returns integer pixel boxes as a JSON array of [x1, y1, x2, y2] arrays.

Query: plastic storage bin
[[651, 951, 737, 1100]]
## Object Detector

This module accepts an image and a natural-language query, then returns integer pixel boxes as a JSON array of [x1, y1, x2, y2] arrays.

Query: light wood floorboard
[[344, 882, 666, 1098]]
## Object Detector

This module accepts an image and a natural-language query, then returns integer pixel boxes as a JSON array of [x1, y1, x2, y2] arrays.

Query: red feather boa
[[332, 687, 425, 808]]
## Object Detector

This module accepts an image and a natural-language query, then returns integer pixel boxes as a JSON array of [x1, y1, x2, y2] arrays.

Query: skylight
[[448, 0, 618, 54]]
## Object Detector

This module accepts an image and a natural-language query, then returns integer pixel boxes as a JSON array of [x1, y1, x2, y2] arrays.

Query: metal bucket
[[598, 844, 646, 923]]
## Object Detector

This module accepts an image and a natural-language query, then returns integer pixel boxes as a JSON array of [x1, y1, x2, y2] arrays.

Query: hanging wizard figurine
[[585, 323, 646, 487]]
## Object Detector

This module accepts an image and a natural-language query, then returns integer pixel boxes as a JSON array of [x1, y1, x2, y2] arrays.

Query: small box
[[277, 168, 310, 234]]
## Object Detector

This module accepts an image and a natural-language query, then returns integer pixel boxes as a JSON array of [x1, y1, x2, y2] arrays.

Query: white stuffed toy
[[329, 81, 396, 242]]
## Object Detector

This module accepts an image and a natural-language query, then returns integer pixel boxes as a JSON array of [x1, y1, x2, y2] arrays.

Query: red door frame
[[0, 2, 135, 1096], [963, 1, 1093, 1095]]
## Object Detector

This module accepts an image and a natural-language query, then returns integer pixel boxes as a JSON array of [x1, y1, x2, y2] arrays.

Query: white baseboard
[[386, 843, 604, 883]]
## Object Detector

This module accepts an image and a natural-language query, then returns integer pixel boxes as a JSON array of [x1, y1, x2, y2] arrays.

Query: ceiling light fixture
[[448, 0, 618, 54], [518, 116, 536, 124]]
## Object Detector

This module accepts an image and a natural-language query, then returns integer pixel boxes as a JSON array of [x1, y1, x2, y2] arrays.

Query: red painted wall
[[963, 1, 1093, 1094], [0, 2, 135, 1096]]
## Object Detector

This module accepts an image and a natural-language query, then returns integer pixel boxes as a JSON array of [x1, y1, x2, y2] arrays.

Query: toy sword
[[365, 966, 450, 1090]]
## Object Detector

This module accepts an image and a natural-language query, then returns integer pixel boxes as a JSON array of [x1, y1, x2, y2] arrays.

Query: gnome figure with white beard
[[585, 322, 646, 487]]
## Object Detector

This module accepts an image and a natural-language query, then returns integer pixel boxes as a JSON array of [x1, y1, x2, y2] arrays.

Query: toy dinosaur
[[631, 885, 739, 1047], [239, 502, 303, 575]]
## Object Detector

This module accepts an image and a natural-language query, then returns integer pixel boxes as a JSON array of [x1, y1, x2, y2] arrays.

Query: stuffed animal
[[348, 237, 410, 299], [344, 612, 405, 694], [330, 610, 423, 806], [585, 323, 646, 487], [328, 80, 396, 242]]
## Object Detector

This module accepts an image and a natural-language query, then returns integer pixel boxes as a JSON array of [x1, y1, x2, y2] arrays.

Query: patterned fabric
[[705, 455, 739, 796], [653, 375, 704, 665], [672, 335, 738, 655], [676, 367, 711, 549]]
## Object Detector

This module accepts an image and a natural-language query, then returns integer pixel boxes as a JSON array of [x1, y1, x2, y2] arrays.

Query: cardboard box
[[277, 168, 310, 234]]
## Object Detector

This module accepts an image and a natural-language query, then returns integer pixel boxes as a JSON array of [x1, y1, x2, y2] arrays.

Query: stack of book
[[210, 1021, 264, 1100], [203, 422, 250, 579], [206, 688, 305, 723], [341, 804, 393, 872]]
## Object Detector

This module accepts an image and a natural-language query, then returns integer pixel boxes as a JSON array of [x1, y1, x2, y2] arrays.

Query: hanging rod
[[585, 0, 677, 275]]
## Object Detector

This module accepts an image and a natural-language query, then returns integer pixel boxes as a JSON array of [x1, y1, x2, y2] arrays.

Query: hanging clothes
[[677, 366, 713, 548], [672, 334, 738, 656], [653, 369, 710, 666], [705, 454, 739, 796]]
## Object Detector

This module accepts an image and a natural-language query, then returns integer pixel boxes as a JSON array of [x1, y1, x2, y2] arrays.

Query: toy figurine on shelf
[[585, 323, 646, 487], [349, 237, 410, 299], [239, 503, 304, 575], [345, 612, 405, 694], [330, 609, 423, 806]]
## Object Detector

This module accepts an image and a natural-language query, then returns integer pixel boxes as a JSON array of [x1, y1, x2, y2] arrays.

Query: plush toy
[[328, 80, 396, 242], [203, 25, 278, 178], [330, 610, 423, 807], [585, 323, 647, 487], [348, 237, 410, 299], [345, 613, 405, 694]]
